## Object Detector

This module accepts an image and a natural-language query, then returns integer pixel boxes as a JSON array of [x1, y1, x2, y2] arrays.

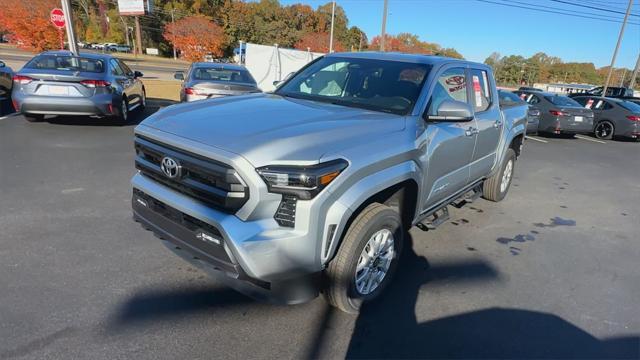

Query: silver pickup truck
[[131, 53, 527, 313]]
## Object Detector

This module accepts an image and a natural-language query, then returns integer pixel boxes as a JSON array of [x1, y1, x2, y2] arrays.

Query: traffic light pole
[[61, 0, 78, 55]]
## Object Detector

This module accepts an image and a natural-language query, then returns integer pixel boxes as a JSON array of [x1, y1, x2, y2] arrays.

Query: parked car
[[175, 63, 259, 102], [107, 44, 131, 53], [514, 90, 593, 135], [0, 60, 13, 101], [0, 59, 14, 114], [569, 86, 634, 98], [518, 86, 543, 92], [91, 43, 105, 50], [132, 52, 527, 313], [573, 96, 640, 140], [11, 51, 145, 123], [499, 89, 539, 134]]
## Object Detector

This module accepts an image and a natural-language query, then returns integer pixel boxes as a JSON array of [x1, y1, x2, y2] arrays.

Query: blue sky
[[279, 0, 640, 69]]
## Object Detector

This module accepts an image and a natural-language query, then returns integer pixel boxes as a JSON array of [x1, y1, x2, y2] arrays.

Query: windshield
[[619, 100, 640, 113], [545, 95, 581, 107], [192, 67, 256, 84], [25, 55, 105, 73], [275, 57, 431, 115]]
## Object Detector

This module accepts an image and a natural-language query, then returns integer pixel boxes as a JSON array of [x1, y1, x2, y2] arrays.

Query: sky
[[278, 0, 640, 69]]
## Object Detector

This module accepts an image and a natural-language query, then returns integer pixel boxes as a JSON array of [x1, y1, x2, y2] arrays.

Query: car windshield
[[192, 67, 256, 84], [545, 95, 581, 107], [25, 55, 105, 73], [619, 100, 640, 113], [275, 57, 431, 115]]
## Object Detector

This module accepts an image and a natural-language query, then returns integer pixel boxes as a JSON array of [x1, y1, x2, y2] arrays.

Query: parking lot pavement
[[0, 113, 638, 359]]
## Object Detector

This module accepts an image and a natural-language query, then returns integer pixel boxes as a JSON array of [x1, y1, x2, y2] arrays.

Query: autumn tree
[[0, 0, 64, 51], [163, 15, 226, 62], [295, 32, 344, 53]]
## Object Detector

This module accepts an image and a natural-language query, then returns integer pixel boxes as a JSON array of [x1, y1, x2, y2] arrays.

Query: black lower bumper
[[131, 189, 319, 304]]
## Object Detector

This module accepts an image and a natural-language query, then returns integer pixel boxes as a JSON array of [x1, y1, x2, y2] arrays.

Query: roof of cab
[[325, 51, 482, 67]]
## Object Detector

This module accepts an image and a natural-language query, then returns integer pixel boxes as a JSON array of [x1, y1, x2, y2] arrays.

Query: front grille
[[134, 135, 248, 213]]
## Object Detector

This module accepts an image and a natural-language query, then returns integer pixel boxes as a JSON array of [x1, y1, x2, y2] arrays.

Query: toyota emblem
[[160, 157, 181, 179]]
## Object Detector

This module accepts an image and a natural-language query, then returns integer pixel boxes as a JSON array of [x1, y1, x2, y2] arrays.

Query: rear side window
[[545, 95, 581, 107], [470, 69, 492, 112], [110, 59, 124, 76], [427, 67, 468, 115], [619, 101, 640, 112], [25, 55, 105, 73]]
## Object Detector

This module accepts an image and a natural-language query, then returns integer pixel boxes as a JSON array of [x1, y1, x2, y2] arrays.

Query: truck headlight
[[257, 159, 348, 200]]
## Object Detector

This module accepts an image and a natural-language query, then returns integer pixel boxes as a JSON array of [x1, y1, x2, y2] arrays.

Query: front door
[[420, 66, 478, 212]]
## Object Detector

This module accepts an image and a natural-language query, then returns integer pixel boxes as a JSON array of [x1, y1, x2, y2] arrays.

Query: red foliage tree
[[163, 15, 226, 62], [294, 32, 344, 53], [0, 0, 64, 51]]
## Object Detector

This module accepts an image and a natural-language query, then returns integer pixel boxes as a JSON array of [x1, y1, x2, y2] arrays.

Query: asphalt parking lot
[[0, 109, 638, 359]]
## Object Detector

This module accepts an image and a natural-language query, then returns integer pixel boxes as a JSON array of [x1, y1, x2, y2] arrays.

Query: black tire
[[139, 88, 146, 111], [117, 96, 129, 125], [24, 114, 44, 123], [594, 120, 614, 140], [324, 203, 403, 314], [482, 148, 516, 202]]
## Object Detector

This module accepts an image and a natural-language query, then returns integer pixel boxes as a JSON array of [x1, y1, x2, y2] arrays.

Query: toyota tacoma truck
[[131, 53, 527, 313]]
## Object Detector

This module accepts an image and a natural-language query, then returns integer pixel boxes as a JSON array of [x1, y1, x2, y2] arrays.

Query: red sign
[[50, 8, 65, 29]]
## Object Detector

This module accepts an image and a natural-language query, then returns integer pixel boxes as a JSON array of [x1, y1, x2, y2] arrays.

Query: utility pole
[[170, 8, 177, 59], [629, 53, 640, 90], [380, 0, 388, 51], [119, 17, 130, 47], [134, 16, 142, 56], [61, 0, 78, 55], [329, 1, 336, 53], [603, 0, 633, 96]]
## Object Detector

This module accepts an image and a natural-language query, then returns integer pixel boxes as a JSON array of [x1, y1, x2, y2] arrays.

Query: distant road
[[0, 46, 188, 80]]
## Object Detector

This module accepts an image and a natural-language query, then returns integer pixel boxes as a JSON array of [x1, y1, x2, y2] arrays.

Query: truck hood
[[140, 93, 405, 167]]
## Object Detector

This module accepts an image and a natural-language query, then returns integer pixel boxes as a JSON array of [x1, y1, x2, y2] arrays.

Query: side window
[[470, 69, 492, 112], [118, 60, 133, 76], [603, 102, 613, 110], [110, 59, 124, 76], [427, 67, 467, 116], [574, 97, 587, 106], [528, 95, 540, 105]]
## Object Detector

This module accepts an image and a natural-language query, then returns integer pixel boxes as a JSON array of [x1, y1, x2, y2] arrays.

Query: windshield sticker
[[472, 75, 482, 106], [445, 75, 466, 93]]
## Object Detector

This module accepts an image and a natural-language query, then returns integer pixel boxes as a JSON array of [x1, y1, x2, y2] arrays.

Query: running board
[[417, 206, 449, 231], [451, 185, 483, 208]]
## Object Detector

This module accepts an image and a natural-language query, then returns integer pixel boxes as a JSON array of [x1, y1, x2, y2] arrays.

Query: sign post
[[50, 8, 66, 50]]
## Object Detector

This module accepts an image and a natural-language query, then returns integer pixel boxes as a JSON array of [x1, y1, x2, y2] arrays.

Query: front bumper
[[14, 93, 113, 116], [131, 174, 323, 304]]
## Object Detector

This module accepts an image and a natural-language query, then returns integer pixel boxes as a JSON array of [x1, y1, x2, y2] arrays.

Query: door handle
[[465, 127, 479, 136], [494, 119, 503, 128]]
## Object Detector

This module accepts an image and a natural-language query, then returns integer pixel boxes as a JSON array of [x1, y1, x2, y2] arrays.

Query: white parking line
[[575, 135, 606, 144], [525, 136, 548, 143], [0, 113, 18, 120]]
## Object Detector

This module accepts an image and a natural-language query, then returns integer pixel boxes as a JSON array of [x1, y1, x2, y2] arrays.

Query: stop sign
[[50, 8, 65, 29]]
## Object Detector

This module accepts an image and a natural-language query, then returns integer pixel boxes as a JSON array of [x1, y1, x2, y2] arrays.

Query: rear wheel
[[24, 114, 44, 123], [324, 203, 403, 314], [594, 120, 614, 140], [117, 97, 129, 124], [482, 148, 516, 202]]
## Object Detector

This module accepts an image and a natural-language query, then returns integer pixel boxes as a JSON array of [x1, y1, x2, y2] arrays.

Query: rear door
[[468, 68, 502, 182], [420, 66, 477, 212], [109, 59, 135, 106]]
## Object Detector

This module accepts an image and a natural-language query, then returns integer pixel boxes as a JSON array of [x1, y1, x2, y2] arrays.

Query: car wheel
[[118, 97, 129, 124], [482, 148, 516, 202], [139, 89, 146, 111], [324, 203, 403, 314], [594, 120, 614, 140], [24, 114, 44, 123]]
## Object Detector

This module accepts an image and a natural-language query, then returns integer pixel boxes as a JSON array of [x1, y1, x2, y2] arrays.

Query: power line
[[476, 0, 640, 25], [506, 0, 635, 21], [550, 0, 640, 17]]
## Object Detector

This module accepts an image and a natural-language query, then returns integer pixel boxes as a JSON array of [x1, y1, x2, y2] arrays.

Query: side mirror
[[0, 61, 5, 68], [174, 72, 184, 81], [272, 80, 280, 86], [425, 100, 474, 122], [273, 72, 295, 87], [134, 70, 143, 78]]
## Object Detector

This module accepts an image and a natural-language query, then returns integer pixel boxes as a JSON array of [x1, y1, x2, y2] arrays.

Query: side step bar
[[416, 185, 483, 231]]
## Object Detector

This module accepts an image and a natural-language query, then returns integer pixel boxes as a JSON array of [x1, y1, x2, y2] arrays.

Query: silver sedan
[[175, 63, 260, 102]]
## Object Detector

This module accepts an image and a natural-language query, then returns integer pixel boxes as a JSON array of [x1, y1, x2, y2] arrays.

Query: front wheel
[[117, 97, 129, 125], [324, 203, 403, 314], [594, 121, 614, 140], [482, 148, 516, 202]]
